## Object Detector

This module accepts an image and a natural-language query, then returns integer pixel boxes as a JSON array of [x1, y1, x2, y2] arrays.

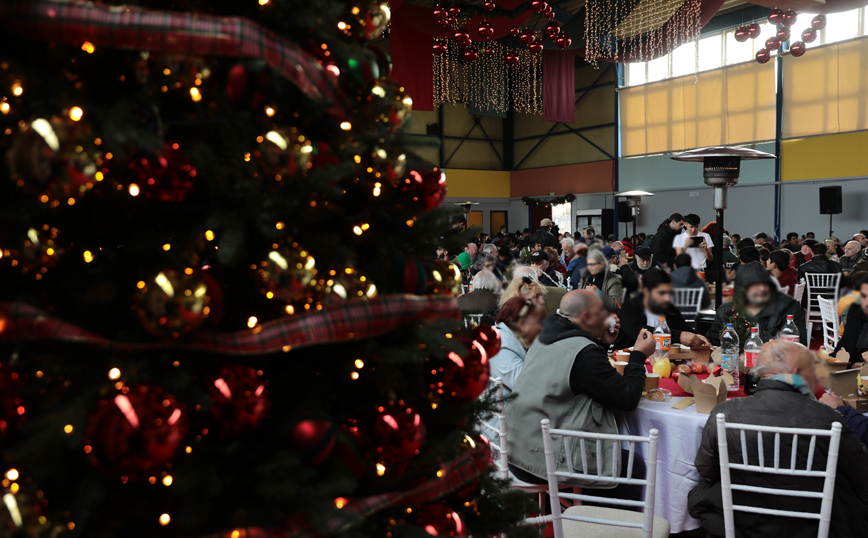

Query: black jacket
[[706, 269, 806, 346], [615, 265, 639, 296], [833, 302, 868, 367], [530, 227, 559, 251], [671, 266, 711, 309], [650, 219, 679, 267], [537, 315, 645, 411], [688, 379, 868, 538], [614, 293, 694, 349], [797, 256, 841, 281]]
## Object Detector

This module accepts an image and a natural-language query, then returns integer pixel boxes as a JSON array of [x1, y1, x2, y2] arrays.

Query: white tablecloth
[[616, 397, 711, 534]]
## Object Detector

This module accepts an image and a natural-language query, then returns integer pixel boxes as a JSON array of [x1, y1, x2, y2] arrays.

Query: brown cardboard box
[[843, 364, 868, 411], [676, 372, 734, 414], [815, 362, 860, 397]]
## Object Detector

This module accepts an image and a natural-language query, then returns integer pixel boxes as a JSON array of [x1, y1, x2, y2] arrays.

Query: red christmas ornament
[[765, 36, 781, 51], [0, 363, 25, 437], [225, 63, 267, 109], [438, 17, 452, 26], [509, 25, 520, 36], [811, 14, 827, 30], [429, 339, 491, 402], [414, 504, 467, 538], [85, 385, 188, 479], [473, 325, 502, 359], [453, 29, 470, 45], [755, 48, 771, 64], [545, 22, 560, 37], [484, 0, 496, 10], [208, 365, 270, 436], [528, 39, 543, 54], [556, 34, 572, 49], [768, 8, 783, 25], [544, 6, 555, 19], [128, 143, 197, 202], [801, 27, 817, 43], [463, 49, 478, 62], [448, 6, 460, 17], [477, 21, 494, 39], [433, 6, 447, 20], [446, 16, 458, 25], [399, 166, 447, 211], [790, 41, 807, 57], [370, 400, 426, 473], [504, 52, 519, 65], [531, 0, 548, 13], [484, 47, 495, 57], [433, 41, 447, 55], [286, 411, 337, 465], [747, 23, 762, 39], [518, 29, 535, 45], [782, 10, 797, 27], [734, 26, 749, 42], [777, 26, 791, 42]]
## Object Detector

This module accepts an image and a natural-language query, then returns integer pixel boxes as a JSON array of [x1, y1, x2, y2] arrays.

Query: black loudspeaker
[[618, 201, 634, 222], [819, 186, 842, 215]]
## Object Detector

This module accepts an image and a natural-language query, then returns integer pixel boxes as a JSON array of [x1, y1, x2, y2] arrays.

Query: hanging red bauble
[[433, 6, 447, 20], [128, 143, 197, 202], [528, 39, 543, 54], [518, 29, 535, 45], [399, 166, 447, 211], [443, 16, 456, 26], [429, 339, 491, 402], [414, 504, 468, 538], [286, 410, 337, 465], [369, 400, 426, 473], [545, 22, 560, 37], [734, 26, 749, 42], [811, 14, 827, 30], [463, 49, 478, 62], [509, 25, 520, 36], [484, 0, 496, 10], [765, 36, 781, 50], [790, 41, 807, 57], [448, 6, 460, 17], [433, 41, 447, 55], [747, 23, 762, 39], [801, 27, 817, 43], [504, 52, 519, 65], [556, 34, 572, 49], [531, 0, 548, 13], [85, 385, 188, 479], [777, 27, 791, 42], [208, 365, 270, 436], [453, 29, 470, 44], [544, 6, 555, 19], [485, 46, 495, 57], [768, 8, 783, 25], [756, 48, 771, 64], [473, 325, 502, 358], [477, 21, 494, 39], [0, 363, 25, 437], [782, 10, 797, 26]]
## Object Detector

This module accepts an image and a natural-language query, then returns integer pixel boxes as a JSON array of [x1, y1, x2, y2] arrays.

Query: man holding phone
[[673, 213, 714, 270]]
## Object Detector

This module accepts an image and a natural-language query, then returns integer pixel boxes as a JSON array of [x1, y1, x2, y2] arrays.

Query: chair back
[[478, 378, 510, 480], [460, 284, 470, 295], [540, 419, 660, 538], [715, 413, 843, 538], [463, 314, 483, 328], [805, 273, 841, 347], [673, 287, 704, 325], [792, 280, 806, 303], [817, 296, 840, 353]]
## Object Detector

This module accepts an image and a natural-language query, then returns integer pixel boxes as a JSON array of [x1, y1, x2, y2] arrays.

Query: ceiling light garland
[[522, 194, 575, 207]]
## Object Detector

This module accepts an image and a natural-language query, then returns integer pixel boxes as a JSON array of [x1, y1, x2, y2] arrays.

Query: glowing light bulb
[[128, 183, 140, 196], [159, 514, 171, 526], [189, 87, 202, 102], [5, 469, 19, 481], [108, 368, 121, 380], [335, 497, 348, 509], [69, 107, 83, 121], [376, 463, 386, 476], [247, 316, 258, 328], [259, 0, 269, 4], [265, 106, 275, 117], [355, 359, 365, 368], [162, 243, 171, 251], [0, 102, 9, 114], [81, 42, 95, 54], [205, 230, 215, 241], [162, 475, 173, 486], [340, 121, 352, 131], [350, 372, 360, 380], [353, 226, 363, 236], [11, 81, 22, 96], [83, 250, 94, 263], [64, 424, 74, 434]]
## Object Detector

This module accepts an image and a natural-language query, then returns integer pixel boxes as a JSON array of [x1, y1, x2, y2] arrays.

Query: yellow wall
[[444, 169, 511, 198], [781, 131, 868, 181]]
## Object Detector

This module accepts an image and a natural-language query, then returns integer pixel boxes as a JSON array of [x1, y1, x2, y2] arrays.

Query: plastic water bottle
[[653, 316, 671, 362], [780, 315, 800, 343], [721, 323, 740, 392], [743, 327, 763, 369]]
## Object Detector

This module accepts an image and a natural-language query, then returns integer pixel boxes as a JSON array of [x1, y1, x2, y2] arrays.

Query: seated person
[[819, 391, 868, 447], [505, 290, 655, 493], [457, 270, 500, 317], [530, 250, 560, 287], [767, 249, 799, 295], [629, 247, 655, 280], [798, 242, 841, 282], [833, 272, 868, 368], [577, 249, 624, 312], [670, 253, 711, 310], [707, 268, 806, 346], [689, 341, 868, 538], [615, 268, 710, 349], [608, 245, 639, 297]]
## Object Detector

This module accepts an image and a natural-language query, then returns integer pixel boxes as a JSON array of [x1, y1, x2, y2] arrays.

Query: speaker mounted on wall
[[819, 186, 842, 215]]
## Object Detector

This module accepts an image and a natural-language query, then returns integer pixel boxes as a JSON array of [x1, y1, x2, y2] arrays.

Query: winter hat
[[456, 251, 472, 270]]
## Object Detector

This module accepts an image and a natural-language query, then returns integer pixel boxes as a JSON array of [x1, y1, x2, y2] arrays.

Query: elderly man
[[689, 341, 868, 538], [854, 233, 868, 249], [629, 247, 655, 279], [841, 240, 865, 274], [505, 290, 655, 489]]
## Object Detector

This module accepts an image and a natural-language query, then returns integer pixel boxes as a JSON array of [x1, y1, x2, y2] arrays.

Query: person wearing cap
[[797, 242, 841, 283], [793, 239, 816, 268], [607, 245, 639, 297], [530, 218, 559, 252], [456, 251, 472, 272], [630, 247, 655, 279], [530, 250, 560, 287]]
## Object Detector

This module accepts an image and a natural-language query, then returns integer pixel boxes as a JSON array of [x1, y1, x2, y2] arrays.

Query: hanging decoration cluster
[[738, 11, 824, 64], [522, 194, 575, 208], [584, 0, 702, 67]]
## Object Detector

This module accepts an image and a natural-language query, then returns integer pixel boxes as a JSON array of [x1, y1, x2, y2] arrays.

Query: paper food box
[[817, 348, 851, 372], [844, 364, 868, 412], [815, 361, 860, 397], [670, 345, 712, 364], [676, 372, 734, 414]]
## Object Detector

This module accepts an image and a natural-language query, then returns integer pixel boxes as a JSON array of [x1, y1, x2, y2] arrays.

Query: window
[[825, 10, 860, 44], [551, 203, 572, 235], [671, 41, 696, 77], [698, 35, 723, 71]]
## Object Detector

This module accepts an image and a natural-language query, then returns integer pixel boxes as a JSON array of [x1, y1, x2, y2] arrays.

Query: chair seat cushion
[[561, 506, 670, 538]]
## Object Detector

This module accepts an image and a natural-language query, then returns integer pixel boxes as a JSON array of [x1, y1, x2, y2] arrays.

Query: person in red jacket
[[767, 250, 798, 295]]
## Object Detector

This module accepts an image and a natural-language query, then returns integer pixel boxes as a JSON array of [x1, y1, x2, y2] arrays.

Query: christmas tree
[[0, 1, 533, 536]]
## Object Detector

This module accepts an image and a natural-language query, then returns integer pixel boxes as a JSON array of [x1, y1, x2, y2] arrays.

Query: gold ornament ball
[[134, 269, 211, 339], [8, 225, 64, 277], [428, 260, 462, 296], [256, 128, 313, 182], [256, 243, 318, 305], [320, 269, 378, 307], [345, 1, 391, 40]]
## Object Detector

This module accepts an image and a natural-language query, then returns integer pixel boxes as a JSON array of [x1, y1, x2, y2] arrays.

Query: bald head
[[559, 290, 599, 318], [757, 341, 818, 393]]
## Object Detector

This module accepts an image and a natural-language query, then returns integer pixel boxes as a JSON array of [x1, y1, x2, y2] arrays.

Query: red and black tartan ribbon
[[0, 294, 459, 355], [0, 0, 348, 118]]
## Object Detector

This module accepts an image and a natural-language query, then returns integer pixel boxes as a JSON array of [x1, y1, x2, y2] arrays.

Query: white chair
[[805, 273, 841, 348], [463, 314, 483, 328], [673, 287, 704, 326], [460, 284, 470, 295], [540, 419, 669, 538], [792, 280, 806, 304], [478, 378, 548, 512], [817, 296, 840, 353], [715, 413, 843, 538]]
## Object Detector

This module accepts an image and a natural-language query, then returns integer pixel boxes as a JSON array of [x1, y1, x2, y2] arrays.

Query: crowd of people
[[444, 212, 868, 537]]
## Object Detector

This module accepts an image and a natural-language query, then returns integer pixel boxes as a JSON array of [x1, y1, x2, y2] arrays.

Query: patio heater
[[614, 190, 654, 239], [671, 147, 776, 308]]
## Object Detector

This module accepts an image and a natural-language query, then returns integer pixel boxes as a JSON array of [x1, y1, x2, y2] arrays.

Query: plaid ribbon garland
[[0, 294, 460, 355], [0, 0, 348, 118]]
